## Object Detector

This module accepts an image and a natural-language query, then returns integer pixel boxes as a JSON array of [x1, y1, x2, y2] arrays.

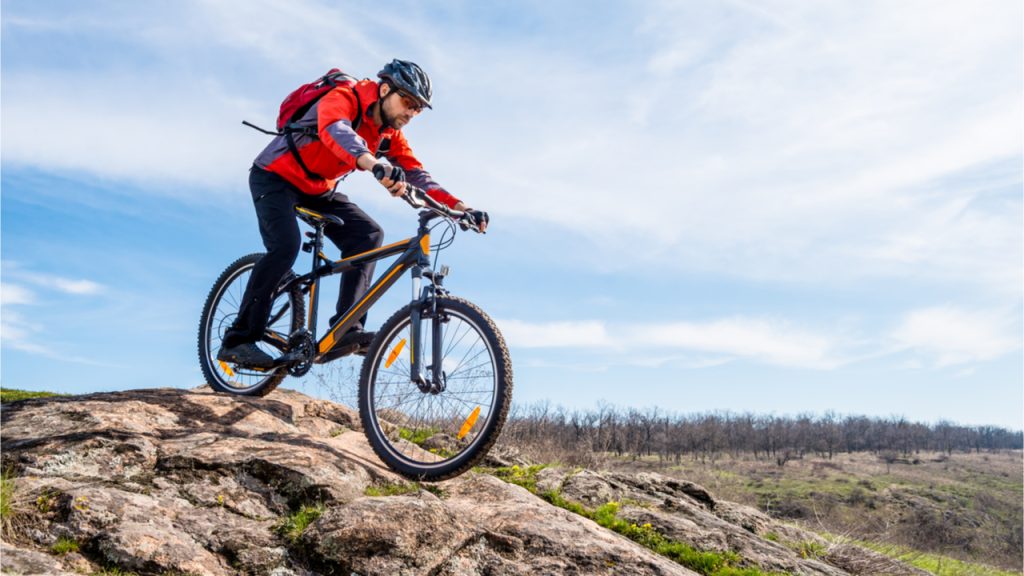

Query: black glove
[[372, 162, 405, 183], [460, 209, 489, 231]]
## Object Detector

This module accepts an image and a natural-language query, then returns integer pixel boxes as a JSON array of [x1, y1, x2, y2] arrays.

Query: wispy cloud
[[1, 282, 35, 305], [628, 318, 846, 369], [505, 308, 1020, 372], [498, 319, 615, 349], [8, 272, 104, 296], [1, 263, 110, 365], [890, 306, 1020, 367], [500, 315, 848, 370]]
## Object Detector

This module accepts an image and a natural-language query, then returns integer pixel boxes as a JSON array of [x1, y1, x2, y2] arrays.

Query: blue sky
[[2, 0, 1021, 428]]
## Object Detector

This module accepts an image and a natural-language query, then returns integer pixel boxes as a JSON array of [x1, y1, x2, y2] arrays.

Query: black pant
[[223, 166, 384, 347]]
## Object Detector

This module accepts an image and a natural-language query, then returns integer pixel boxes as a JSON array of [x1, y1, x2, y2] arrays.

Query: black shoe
[[317, 329, 375, 363], [217, 342, 275, 369]]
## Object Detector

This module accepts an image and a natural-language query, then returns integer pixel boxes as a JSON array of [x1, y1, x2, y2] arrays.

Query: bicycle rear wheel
[[197, 253, 304, 396], [359, 295, 512, 481]]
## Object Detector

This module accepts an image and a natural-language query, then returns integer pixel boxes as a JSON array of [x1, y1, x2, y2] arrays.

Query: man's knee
[[266, 231, 301, 264], [366, 220, 384, 249]]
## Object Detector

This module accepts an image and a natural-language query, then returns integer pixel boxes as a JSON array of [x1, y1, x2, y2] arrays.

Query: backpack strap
[[284, 83, 365, 183], [284, 128, 325, 181]]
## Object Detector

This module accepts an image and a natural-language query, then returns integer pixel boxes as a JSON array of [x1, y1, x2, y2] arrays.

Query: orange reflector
[[385, 338, 407, 368], [218, 361, 235, 377], [420, 234, 430, 255], [457, 406, 481, 440]]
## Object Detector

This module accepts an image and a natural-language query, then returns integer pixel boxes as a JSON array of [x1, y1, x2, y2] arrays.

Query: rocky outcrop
[[0, 388, 926, 575]]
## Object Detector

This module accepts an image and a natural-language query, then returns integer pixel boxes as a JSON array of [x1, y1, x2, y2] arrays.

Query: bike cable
[[429, 217, 458, 270]]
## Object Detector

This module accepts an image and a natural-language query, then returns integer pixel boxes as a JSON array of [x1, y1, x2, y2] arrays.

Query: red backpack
[[243, 69, 363, 181]]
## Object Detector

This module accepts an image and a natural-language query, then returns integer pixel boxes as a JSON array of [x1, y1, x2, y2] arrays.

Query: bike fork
[[409, 266, 445, 392]]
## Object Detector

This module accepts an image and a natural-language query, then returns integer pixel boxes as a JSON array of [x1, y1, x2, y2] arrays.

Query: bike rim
[[204, 265, 293, 393], [367, 308, 499, 469]]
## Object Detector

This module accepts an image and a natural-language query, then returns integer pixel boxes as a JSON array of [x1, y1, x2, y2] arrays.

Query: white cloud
[[1, 0, 1020, 298], [1, 283, 35, 305], [0, 264, 109, 364], [628, 318, 845, 369], [890, 306, 1019, 367], [27, 274, 104, 296], [502, 315, 847, 369], [498, 319, 615, 349]]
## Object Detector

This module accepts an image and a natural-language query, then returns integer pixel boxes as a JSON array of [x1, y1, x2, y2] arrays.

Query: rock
[[0, 388, 929, 576], [308, 492, 470, 575], [0, 541, 75, 575], [441, 474, 698, 575]]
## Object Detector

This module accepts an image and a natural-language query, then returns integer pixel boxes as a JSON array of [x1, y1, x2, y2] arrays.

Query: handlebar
[[402, 186, 484, 234]]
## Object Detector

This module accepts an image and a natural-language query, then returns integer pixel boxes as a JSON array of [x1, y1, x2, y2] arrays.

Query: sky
[[2, 0, 1021, 429]]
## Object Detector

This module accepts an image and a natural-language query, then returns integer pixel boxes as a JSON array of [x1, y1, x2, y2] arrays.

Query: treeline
[[498, 403, 1023, 465]]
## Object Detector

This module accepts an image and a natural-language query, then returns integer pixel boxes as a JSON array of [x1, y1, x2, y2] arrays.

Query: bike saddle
[[295, 206, 344, 228]]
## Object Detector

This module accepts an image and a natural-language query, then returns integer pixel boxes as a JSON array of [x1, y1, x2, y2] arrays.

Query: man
[[218, 59, 488, 368]]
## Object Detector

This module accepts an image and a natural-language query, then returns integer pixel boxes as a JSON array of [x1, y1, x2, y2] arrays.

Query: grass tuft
[[364, 482, 420, 497], [51, 536, 80, 555], [398, 427, 438, 446], [1, 468, 14, 522], [275, 503, 325, 544], [488, 464, 548, 493]]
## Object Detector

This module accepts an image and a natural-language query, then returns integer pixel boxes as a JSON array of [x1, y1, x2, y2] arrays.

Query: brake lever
[[401, 190, 425, 209]]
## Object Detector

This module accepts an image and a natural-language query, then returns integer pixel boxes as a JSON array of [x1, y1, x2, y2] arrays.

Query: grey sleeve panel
[[253, 134, 291, 169], [324, 119, 371, 160], [405, 167, 442, 191]]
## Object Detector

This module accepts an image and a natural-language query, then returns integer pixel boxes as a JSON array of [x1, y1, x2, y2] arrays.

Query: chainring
[[286, 330, 316, 377]]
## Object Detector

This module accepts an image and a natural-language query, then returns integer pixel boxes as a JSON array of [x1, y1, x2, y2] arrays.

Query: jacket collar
[[354, 79, 396, 136]]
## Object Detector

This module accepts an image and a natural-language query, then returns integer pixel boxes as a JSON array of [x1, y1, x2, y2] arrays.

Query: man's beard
[[379, 98, 399, 130]]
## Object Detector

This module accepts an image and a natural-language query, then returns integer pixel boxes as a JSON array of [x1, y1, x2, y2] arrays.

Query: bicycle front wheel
[[197, 253, 304, 397], [359, 296, 512, 481]]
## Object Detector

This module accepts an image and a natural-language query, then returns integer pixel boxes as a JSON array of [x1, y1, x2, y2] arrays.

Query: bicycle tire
[[358, 295, 513, 481], [197, 253, 305, 397]]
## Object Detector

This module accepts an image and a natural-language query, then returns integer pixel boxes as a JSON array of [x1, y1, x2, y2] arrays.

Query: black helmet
[[377, 59, 432, 109]]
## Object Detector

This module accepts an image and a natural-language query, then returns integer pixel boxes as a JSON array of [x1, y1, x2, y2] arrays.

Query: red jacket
[[254, 79, 458, 207]]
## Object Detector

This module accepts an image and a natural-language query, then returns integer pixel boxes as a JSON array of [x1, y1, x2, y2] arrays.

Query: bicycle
[[197, 188, 512, 481]]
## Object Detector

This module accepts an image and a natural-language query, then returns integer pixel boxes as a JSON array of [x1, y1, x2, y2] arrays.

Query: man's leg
[[309, 193, 384, 331], [221, 168, 302, 363]]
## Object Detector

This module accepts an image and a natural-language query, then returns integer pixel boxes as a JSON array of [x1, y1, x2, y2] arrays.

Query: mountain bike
[[197, 188, 512, 481]]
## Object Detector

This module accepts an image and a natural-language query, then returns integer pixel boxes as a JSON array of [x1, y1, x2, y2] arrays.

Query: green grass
[[398, 427, 438, 446], [484, 466, 782, 576], [364, 481, 446, 498], [364, 482, 421, 497], [487, 464, 548, 493], [91, 568, 139, 576], [858, 541, 1021, 576], [51, 536, 80, 555], [0, 468, 13, 522], [0, 387, 64, 403], [275, 503, 325, 544]]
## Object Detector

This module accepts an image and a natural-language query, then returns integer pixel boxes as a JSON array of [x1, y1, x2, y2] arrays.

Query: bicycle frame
[[274, 206, 444, 385]]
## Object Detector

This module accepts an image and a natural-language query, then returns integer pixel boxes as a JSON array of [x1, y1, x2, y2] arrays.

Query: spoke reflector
[[218, 361, 235, 377], [385, 338, 407, 368], [457, 406, 481, 440]]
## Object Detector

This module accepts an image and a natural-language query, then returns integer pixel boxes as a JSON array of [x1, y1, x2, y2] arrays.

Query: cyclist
[[218, 59, 489, 369]]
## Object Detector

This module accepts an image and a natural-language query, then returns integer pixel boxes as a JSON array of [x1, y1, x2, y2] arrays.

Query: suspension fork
[[409, 262, 445, 391]]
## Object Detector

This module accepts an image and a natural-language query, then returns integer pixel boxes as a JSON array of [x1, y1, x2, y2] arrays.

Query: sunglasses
[[394, 90, 423, 113]]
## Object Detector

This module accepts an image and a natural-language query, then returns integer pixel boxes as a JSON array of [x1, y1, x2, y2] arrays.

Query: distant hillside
[[0, 387, 933, 576], [495, 404, 1024, 574]]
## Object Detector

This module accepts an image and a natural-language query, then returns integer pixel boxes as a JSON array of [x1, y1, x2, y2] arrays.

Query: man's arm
[[385, 131, 467, 209]]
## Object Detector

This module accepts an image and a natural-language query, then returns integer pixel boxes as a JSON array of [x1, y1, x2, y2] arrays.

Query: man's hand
[[460, 209, 489, 233], [372, 161, 407, 197]]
